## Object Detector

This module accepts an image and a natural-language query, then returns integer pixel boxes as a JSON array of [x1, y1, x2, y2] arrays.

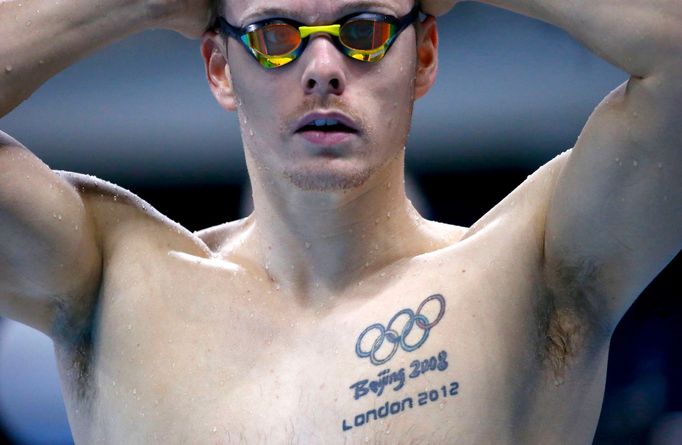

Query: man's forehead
[[224, 0, 414, 24]]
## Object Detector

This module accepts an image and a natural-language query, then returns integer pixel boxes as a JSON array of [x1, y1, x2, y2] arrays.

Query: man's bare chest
[[59, 243, 565, 444]]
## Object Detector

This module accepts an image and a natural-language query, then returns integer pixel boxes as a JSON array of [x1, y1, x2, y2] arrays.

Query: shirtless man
[[1, 0, 680, 442]]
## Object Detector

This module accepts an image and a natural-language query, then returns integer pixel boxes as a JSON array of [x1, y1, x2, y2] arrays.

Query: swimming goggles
[[216, 5, 421, 69]]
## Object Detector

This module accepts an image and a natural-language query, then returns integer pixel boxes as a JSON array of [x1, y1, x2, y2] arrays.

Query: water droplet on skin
[[386, 212, 391, 218], [127, 324, 132, 330], [212, 427, 217, 433], [657, 162, 662, 168], [132, 388, 137, 395], [4, 65, 12, 73], [633, 160, 638, 167], [439, 402, 445, 409], [249, 129, 254, 137], [305, 241, 311, 249], [25, 20, 31, 27], [39, 60, 44, 65], [249, 312, 254, 317]]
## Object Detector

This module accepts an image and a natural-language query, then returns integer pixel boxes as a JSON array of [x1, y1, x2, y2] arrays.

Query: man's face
[[215, 0, 432, 192]]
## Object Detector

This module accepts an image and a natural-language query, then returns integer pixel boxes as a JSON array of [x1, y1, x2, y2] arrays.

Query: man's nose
[[300, 35, 347, 96]]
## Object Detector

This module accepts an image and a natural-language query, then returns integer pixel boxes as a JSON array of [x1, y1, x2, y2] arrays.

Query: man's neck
[[236, 151, 442, 307]]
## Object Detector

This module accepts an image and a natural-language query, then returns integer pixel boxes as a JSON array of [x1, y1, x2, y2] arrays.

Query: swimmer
[[1, 0, 680, 443]]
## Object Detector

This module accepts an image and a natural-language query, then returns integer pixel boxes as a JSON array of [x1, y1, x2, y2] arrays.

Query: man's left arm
[[424, 0, 682, 331]]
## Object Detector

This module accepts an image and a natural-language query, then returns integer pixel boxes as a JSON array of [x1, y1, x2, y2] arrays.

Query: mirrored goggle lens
[[340, 19, 395, 50], [246, 19, 396, 59], [246, 23, 301, 56]]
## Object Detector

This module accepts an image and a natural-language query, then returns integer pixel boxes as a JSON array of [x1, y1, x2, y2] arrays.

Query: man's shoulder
[[57, 171, 209, 255], [462, 148, 573, 241], [194, 217, 252, 253]]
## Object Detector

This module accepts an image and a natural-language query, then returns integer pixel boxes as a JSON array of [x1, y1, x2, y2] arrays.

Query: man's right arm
[[0, 0, 214, 335], [0, 0, 214, 116], [0, 131, 102, 336]]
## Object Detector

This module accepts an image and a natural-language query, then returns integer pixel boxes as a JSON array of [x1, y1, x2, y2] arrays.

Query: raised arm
[[0, 131, 103, 335], [424, 0, 682, 331], [0, 0, 214, 116], [0, 0, 214, 336]]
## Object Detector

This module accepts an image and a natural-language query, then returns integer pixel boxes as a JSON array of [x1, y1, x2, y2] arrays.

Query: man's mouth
[[296, 118, 357, 134], [294, 112, 360, 146]]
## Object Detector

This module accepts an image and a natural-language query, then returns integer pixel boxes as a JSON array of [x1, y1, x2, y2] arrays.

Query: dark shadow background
[[0, 2, 680, 444]]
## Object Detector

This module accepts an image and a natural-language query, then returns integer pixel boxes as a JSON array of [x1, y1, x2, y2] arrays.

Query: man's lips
[[294, 111, 360, 134], [293, 111, 360, 147], [296, 130, 356, 146]]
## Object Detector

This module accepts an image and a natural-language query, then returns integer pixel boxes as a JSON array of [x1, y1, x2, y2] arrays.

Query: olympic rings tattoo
[[355, 294, 446, 366]]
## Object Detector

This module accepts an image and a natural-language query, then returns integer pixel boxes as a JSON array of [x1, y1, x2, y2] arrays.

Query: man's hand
[[419, 0, 459, 16], [154, 0, 217, 39]]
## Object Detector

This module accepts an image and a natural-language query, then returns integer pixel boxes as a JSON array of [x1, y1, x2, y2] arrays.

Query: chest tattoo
[[340, 293, 461, 433]]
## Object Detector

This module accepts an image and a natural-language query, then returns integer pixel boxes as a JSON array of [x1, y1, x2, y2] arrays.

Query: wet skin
[[51, 149, 610, 445], [1, 0, 680, 441]]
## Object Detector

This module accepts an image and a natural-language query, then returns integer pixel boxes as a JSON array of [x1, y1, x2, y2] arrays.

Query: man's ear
[[200, 31, 238, 112], [414, 15, 439, 100]]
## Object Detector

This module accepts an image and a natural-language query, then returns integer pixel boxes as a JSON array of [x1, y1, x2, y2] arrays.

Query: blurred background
[[0, 2, 680, 444]]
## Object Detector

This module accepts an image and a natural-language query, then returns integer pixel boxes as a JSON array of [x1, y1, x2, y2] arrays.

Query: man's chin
[[282, 164, 376, 192]]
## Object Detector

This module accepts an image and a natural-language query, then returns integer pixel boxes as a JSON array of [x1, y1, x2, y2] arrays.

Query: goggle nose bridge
[[298, 24, 341, 39]]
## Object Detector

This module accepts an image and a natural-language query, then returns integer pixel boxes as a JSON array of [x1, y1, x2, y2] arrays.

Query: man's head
[[200, 0, 438, 192]]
